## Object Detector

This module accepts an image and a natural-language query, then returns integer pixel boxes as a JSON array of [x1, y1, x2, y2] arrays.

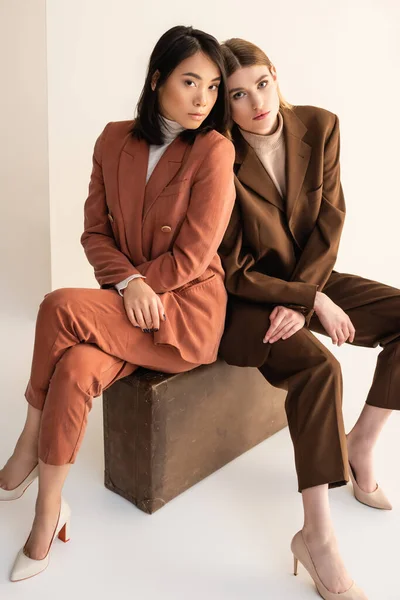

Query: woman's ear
[[151, 70, 160, 91], [269, 65, 278, 81]]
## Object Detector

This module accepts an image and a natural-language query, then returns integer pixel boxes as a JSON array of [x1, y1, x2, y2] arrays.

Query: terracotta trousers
[[258, 271, 400, 492], [24, 288, 199, 465]]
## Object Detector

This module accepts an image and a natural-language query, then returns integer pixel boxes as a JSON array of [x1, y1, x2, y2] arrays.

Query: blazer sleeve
[[219, 201, 318, 309], [289, 115, 346, 296], [133, 137, 236, 293], [80, 124, 141, 288]]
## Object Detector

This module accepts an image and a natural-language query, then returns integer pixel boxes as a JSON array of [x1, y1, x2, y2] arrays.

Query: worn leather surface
[[103, 359, 287, 514]]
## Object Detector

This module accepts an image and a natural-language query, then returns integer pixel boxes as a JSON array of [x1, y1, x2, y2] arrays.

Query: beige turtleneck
[[240, 111, 286, 198]]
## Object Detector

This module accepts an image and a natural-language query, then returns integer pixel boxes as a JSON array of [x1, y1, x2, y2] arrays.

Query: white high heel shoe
[[0, 464, 39, 501], [10, 496, 71, 582]]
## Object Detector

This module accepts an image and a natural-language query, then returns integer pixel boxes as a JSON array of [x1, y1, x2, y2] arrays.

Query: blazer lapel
[[143, 136, 189, 223], [117, 134, 189, 262], [118, 134, 148, 263], [234, 130, 285, 212], [282, 108, 311, 236]]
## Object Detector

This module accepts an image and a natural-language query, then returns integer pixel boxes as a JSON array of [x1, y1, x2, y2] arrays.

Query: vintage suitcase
[[103, 359, 287, 514]]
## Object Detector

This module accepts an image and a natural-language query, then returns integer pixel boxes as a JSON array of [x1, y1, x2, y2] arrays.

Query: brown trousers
[[25, 288, 199, 465], [258, 271, 400, 492]]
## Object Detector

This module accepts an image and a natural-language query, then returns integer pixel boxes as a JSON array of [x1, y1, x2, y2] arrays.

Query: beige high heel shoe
[[0, 464, 39, 501], [10, 496, 71, 582], [291, 530, 368, 599], [348, 461, 392, 510]]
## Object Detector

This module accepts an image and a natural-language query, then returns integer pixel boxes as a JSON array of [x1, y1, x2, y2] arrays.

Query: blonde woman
[[219, 38, 399, 600]]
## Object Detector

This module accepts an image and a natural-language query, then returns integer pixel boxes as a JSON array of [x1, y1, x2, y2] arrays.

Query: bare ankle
[[35, 493, 61, 511], [302, 525, 335, 546], [14, 448, 38, 463]]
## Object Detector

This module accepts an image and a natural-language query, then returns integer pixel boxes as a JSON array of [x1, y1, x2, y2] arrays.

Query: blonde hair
[[221, 38, 293, 116]]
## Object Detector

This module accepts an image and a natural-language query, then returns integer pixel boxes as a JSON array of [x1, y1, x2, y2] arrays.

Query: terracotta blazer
[[218, 105, 346, 367], [80, 121, 235, 364]]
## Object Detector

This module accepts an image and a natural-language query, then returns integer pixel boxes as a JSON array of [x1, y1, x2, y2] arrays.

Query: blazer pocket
[[159, 179, 189, 197], [307, 182, 323, 194], [307, 184, 323, 205], [174, 272, 216, 294], [107, 212, 120, 245]]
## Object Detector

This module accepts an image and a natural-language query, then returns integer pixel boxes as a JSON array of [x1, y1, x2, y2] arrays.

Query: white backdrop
[[44, 0, 400, 294], [0, 0, 50, 320], [1, 0, 400, 382], [1, 4, 400, 597]]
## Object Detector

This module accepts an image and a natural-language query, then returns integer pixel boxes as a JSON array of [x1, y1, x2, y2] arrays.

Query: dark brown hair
[[131, 25, 230, 145]]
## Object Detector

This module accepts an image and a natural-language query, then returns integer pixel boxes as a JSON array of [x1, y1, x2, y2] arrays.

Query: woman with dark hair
[[218, 38, 399, 599], [0, 25, 235, 581]]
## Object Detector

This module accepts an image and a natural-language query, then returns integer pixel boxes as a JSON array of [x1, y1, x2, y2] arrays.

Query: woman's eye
[[184, 80, 196, 87], [209, 84, 219, 91], [259, 80, 268, 88], [233, 91, 245, 100]]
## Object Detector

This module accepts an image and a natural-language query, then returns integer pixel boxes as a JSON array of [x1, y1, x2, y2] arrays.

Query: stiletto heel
[[293, 555, 298, 576], [0, 464, 39, 501], [10, 496, 71, 582], [291, 530, 368, 599], [348, 461, 392, 510]]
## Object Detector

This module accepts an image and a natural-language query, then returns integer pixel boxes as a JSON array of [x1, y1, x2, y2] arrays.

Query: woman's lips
[[189, 113, 205, 121], [253, 111, 270, 121]]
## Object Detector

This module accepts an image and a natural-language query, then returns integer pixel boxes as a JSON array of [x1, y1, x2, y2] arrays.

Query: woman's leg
[[310, 271, 400, 494], [24, 460, 71, 560], [0, 404, 41, 490], [8, 288, 197, 561], [347, 405, 392, 492], [302, 484, 352, 593], [259, 327, 352, 593], [2, 286, 194, 482], [9, 343, 137, 560]]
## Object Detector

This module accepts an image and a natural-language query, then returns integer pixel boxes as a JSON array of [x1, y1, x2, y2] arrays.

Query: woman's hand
[[263, 306, 306, 344], [313, 291, 355, 346], [123, 278, 166, 332]]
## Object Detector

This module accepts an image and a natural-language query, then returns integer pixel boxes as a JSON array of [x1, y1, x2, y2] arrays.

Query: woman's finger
[[140, 303, 153, 330], [126, 308, 141, 329], [331, 328, 339, 345], [269, 306, 279, 320], [336, 327, 346, 346], [282, 322, 302, 340], [157, 295, 166, 322], [134, 307, 147, 331], [347, 318, 356, 343], [265, 311, 287, 341], [269, 320, 295, 343], [342, 325, 350, 345], [150, 300, 160, 331]]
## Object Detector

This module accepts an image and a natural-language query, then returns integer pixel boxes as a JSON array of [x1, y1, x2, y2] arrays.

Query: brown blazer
[[218, 105, 346, 367], [80, 121, 235, 364]]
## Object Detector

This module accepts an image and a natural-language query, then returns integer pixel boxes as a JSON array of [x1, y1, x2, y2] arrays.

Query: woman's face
[[153, 51, 221, 129], [227, 64, 280, 135]]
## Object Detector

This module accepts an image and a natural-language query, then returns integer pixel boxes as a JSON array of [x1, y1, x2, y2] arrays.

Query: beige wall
[[2, 1, 399, 308], [0, 0, 50, 318], [45, 0, 400, 291]]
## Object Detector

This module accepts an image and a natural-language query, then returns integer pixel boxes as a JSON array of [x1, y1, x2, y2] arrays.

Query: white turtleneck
[[115, 115, 185, 296], [146, 116, 185, 182], [240, 111, 286, 198]]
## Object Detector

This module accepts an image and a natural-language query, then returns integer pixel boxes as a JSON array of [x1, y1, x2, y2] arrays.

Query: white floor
[[0, 314, 399, 600]]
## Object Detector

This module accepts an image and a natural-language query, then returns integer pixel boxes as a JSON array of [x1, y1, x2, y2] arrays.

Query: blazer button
[[107, 213, 114, 223], [161, 225, 172, 233]]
